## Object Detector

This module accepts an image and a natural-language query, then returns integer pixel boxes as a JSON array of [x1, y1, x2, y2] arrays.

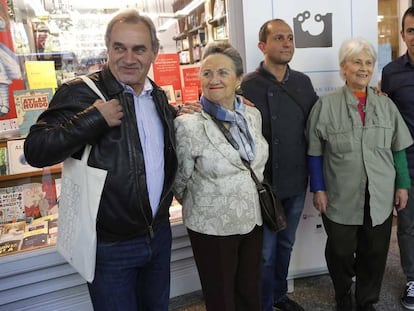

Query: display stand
[[0, 219, 201, 310]]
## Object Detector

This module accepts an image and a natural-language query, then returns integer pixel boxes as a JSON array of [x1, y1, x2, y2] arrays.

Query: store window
[[0, 0, 227, 257], [378, 0, 399, 73]]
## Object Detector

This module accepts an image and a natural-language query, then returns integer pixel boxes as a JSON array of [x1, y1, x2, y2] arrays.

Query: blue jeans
[[261, 191, 306, 311], [398, 181, 414, 281], [87, 222, 172, 311]]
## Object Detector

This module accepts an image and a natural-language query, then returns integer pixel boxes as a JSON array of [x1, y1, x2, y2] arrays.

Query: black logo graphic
[[293, 11, 333, 48]]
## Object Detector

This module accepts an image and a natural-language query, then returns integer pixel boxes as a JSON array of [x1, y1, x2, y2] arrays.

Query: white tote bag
[[57, 76, 107, 282]]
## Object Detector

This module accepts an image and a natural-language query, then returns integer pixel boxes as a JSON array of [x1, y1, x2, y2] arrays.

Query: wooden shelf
[[0, 165, 61, 182], [173, 33, 188, 40], [188, 24, 206, 34], [208, 15, 226, 26]]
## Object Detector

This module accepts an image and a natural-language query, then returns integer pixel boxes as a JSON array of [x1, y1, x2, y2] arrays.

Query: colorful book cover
[[0, 0, 25, 139], [0, 146, 8, 175], [7, 138, 41, 175], [22, 182, 48, 221], [0, 221, 25, 255], [0, 239, 21, 255], [0, 185, 24, 224], [13, 88, 53, 137]]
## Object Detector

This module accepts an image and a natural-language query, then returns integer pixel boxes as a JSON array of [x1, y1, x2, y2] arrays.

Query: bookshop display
[[0, 0, 228, 258], [173, 0, 228, 64]]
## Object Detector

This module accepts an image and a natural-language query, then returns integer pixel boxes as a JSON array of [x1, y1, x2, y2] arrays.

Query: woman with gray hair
[[306, 38, 413, 311], [174, 42, 268, 310]]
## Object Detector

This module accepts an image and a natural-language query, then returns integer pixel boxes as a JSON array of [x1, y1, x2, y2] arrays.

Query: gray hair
[[105, 9, 160, 52], [202, 42, 244, 78], [338, 38, 376, 80]]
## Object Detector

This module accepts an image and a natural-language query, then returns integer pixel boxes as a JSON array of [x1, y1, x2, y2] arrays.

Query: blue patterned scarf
[[200, 95, 255, 162]]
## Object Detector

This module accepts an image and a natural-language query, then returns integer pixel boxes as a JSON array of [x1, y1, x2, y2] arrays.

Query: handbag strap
[[210, 116, 264, 191], [79, 76, 107, 101], [77, 76, 105, 162]]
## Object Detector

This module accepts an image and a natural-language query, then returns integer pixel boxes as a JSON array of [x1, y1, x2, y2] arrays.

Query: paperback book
[[13, 88, 53, 137]]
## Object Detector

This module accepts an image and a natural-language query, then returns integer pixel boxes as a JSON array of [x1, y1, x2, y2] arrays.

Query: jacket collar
[[99, 64, 163, 97], [257, 61, 290, 83]]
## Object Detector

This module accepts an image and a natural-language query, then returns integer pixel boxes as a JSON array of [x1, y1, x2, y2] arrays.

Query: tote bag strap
[[79, 75, 107, 101]]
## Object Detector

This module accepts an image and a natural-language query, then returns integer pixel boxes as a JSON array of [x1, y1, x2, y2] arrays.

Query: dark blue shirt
[[382, 52, 414, 178]]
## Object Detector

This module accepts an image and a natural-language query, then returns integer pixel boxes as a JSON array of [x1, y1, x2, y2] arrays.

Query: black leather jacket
[[24, 65, 178, 241]]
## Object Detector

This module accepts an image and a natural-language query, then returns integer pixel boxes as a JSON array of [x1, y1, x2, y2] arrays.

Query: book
[[0, 119, 19, 139], [0, 239, 21, 255], [0, 221, 25, 255], [22, 183, 49, 221], [0, 44, 24, 139], [13, 88, 53, 137], [7, 138, 41, 175], [0, 146, 8, 176], [0, 185, 25, 224], [21, 219, 48, 250]]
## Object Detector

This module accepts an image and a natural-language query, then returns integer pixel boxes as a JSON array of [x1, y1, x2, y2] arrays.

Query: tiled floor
[[170, 223, 407, 310]]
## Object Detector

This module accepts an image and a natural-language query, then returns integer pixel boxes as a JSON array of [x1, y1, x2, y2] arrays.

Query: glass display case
[[0, 1, 205, 309]]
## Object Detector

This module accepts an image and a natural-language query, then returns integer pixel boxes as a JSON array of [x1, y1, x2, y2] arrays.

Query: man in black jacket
[[241, 19, 318, 311], [24, 9, 177, 311]]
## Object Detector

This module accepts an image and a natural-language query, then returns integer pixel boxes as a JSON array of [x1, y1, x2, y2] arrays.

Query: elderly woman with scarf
[[173, 42, 269, 311]]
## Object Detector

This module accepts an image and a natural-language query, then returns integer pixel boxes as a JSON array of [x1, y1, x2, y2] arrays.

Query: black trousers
[[322, 192, 393, 307], [187, 225, 263, 311]]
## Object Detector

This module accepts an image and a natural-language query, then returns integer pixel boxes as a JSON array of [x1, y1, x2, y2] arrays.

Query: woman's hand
[[313, 190, 328, 214], [395, 188, 409, 211]]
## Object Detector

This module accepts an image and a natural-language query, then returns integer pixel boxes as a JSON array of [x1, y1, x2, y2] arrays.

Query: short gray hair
[[105, 9, 160, 52], [338, 38, 376, 80], [202, 42, 244, 78]]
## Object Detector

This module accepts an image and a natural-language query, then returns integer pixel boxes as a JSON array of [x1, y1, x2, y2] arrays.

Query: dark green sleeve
[[393, 149, 411, 189]]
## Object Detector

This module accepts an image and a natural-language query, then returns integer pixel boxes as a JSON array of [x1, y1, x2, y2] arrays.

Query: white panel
[[288, 189, 327, 278], [236, 0, 378, 278]]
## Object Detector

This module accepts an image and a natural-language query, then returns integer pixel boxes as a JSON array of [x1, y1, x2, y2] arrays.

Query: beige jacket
[[174, 107, 269, 236]]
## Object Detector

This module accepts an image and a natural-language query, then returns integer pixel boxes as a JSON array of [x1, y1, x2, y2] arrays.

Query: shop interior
[[0, 0, 412, 309]]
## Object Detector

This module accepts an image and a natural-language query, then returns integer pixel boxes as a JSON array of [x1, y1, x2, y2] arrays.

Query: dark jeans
[[322, 200, 392, 307], [261, 191, 306, 311], [87, 222, 172, 311], [398, 181, 414, 281]]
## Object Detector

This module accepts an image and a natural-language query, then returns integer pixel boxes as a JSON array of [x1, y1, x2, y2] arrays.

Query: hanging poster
[[0, 0, 24, 138], [152, 53, 182, 105]]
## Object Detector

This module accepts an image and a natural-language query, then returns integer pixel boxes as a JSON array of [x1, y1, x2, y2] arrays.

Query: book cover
[[7, 139, 41, 175], [0, 239, 21, 255], [0, 221, 25, 255], [20, 217, 49, 250], [0, 146, 8, 175], [20, 231, 48, 250], [0, 185, 24, 224], [22, 182, 49, 221], [33, 214, 59, 245], [13, 88, 53, 137], [0, 20, 25, 139]]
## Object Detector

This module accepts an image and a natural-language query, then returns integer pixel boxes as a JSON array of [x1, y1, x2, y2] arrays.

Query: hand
[[395, 188, 408, 211], [370, 86, 387, 96], [94, 99, 123, 127], [241, 96, 255, 107], [313, 190, 328, 214], [178, 101, 202, 115]]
